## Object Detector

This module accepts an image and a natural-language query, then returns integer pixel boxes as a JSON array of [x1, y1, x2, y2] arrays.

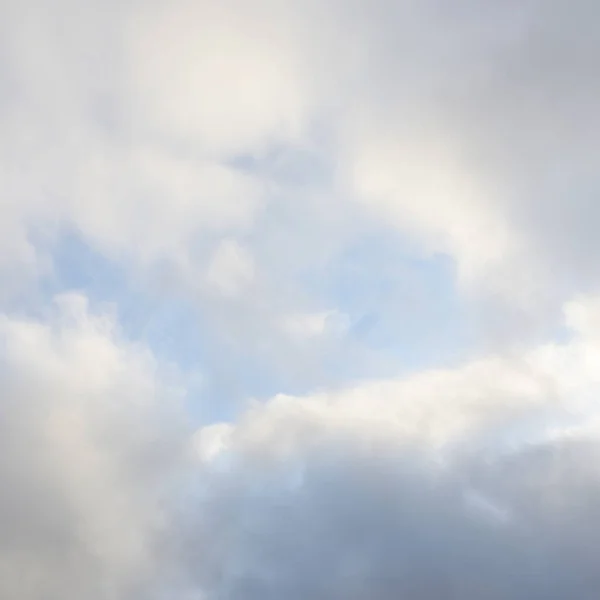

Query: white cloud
[[0, 293, 187, 600], [124, 0, 315, 157], [0, 0, 267, 296], [340, 118, 522, 289], [68, 144, 262, 265], [205, 239, 255, 297], [279, 310, 349, 341], [193, 423, 234, 464]]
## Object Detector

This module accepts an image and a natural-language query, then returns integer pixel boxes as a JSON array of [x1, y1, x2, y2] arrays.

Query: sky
[[2, 0, 600, 598]]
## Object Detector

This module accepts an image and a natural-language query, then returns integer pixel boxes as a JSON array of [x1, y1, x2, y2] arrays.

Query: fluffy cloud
[[3, 0, 600, 598], [0, 0, 266, 296], [279, 310, 349, 341], [124, 0, 315, 157], [178, 295, 600, 599], [205, 239, 255, 298], [6, 296, 600, 599], [181, 430, 600, 600], [3, 0, 600, 328], [0, 294, 187, 599]]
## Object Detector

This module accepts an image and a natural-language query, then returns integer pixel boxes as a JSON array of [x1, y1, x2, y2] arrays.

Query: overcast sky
[[2, 0, 600, 598]]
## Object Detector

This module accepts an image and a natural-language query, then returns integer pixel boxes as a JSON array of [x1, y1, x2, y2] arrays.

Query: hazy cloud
[[2, 0, 600, 598], [0, 294, 187, 599]]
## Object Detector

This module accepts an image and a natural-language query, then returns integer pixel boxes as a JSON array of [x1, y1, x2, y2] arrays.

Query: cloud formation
[[4, 291, 600, 599], [0, 295, 187, 599], [2, 0, 600, 598], [182, 296, 600, 599], [3, 0, 599, 330]]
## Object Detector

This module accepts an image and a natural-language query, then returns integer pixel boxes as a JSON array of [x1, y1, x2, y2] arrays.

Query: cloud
[[3, 1, 600, 598], [180, 430, 600, 600], [68, 146, 262, 267], [173, 295, 600, 599], [279, 310, 349, 341], [123, 0, 316, 157], [205, 239, 255, 298], [3, 0, 600, 339], [0, 293, 188, 600], [0, 0, 267, 298], [4, 294, 600, 599], [333, 0, 600, 317]]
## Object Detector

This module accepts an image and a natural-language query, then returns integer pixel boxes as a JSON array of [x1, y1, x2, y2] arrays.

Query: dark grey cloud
[[176, 428, 600, 600]]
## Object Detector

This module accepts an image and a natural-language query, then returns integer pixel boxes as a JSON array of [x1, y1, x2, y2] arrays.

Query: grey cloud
[[312, 0, 600, 340], [3, 294, 600, 599], [168, 320, 600, 599], [3, 2, 600, 599], [176, 427, 600, 600]]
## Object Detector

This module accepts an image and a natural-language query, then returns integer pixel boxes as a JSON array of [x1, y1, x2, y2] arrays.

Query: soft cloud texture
[[0, 294, 189, 599], [7, 292, 600, 599], [181, 296, 600, 599], [2, 0, 600, 598], [205, 239, 255, 298], [3, 0, 599, 332]]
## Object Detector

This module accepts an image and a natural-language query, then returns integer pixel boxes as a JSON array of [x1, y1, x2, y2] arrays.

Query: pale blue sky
[[44, 216, 474, 426]]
